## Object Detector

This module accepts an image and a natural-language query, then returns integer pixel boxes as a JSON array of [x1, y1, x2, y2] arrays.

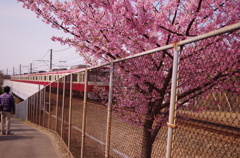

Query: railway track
[[176, 116, 240, 137]]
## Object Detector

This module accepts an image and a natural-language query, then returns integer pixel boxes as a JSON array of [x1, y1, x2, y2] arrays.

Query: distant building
[[70, 65, 90, 69]]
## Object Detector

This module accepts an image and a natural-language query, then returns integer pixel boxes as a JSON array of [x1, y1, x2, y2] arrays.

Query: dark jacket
[[0, 93, 15, 114]]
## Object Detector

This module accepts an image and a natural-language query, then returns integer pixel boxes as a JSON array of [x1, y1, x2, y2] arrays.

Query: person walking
[[0, 86, 15, 135]]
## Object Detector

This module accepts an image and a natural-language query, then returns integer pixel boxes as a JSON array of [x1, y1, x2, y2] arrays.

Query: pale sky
[[0, 0, 85, 75]]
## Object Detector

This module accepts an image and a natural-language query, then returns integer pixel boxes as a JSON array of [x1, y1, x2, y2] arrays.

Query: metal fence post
[[105, 63, 114, 158], [39, 90, 42, 125], [31, 96, 33, 121], [43, 87, 46, 127], [166, 43, 181, 158], [61, 76, 66, 138], [48, 84, 52, 130], [33, 93, 36, 123], [36, 92, 39, 124], [68, 74, 73, 150], [28, 96, 31, 121], [38, 85, 41, 125], [56, 80, 60, 132], [81, 68, 88, 158]]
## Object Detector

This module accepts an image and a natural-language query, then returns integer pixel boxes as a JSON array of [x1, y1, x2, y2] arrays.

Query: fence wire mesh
[[171, 35, 240, 158], [57, 78, 64, 136], [70, 72, 84, 157], [22, 24, 239, 158], [49, 81, 57, 131], [110, 51, 172, 158], [43, 85, 50, 128]]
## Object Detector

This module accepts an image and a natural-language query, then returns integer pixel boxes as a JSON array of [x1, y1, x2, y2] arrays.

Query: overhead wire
[[53, 47, 72, 52], [40, 49, 50, 60], [8, 47, 86, 75]]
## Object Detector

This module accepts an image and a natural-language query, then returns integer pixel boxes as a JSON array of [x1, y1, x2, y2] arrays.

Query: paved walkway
[[0, 117, 59, 158]]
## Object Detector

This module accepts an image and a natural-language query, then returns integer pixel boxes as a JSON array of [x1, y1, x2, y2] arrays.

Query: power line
[[40, 49, 50, 60], [53, 47, 72, 52]]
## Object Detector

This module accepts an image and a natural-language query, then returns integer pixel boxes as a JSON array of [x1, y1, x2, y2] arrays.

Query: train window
[[83, 74, 85, 82], [88, 69, 109, 82], [79, 74, 83, 82], [66, 75, 70, 82], [72, 74, 78, 82], [88, 73, 98, 82], [49, 75, 51, 81]]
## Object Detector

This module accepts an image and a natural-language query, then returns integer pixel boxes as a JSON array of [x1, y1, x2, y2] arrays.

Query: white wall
[[3, 80, 44, 100]]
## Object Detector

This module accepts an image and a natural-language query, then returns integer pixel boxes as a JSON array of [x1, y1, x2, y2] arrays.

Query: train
[[10, 65, 109, 99]]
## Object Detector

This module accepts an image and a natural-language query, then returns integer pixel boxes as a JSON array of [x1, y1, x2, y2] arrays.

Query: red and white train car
[[11, 67, 109, 99]]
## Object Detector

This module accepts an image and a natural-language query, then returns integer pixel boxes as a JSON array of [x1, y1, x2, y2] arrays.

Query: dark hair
[[4, 86, 10, 93]]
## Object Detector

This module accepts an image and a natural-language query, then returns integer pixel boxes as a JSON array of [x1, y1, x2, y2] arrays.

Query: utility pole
[[30, 63, 32, 74], [6, 68, 8, 75], [13, 67, 15, 76], [20, 64, 21, 75], [50, 49, 53, 71]]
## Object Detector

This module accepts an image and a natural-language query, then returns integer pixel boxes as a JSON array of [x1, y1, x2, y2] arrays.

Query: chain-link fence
[[16, 23, 240, 158]]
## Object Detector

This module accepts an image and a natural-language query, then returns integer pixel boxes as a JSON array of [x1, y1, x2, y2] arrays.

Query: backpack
[[0, 103, 3, 111]]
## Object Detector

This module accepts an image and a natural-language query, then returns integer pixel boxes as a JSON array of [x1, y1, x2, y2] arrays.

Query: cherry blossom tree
[[17, 0, 240, 157]]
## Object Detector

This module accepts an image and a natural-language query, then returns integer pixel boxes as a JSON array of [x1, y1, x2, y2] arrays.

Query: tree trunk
[[141, 126, 153, 158]]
